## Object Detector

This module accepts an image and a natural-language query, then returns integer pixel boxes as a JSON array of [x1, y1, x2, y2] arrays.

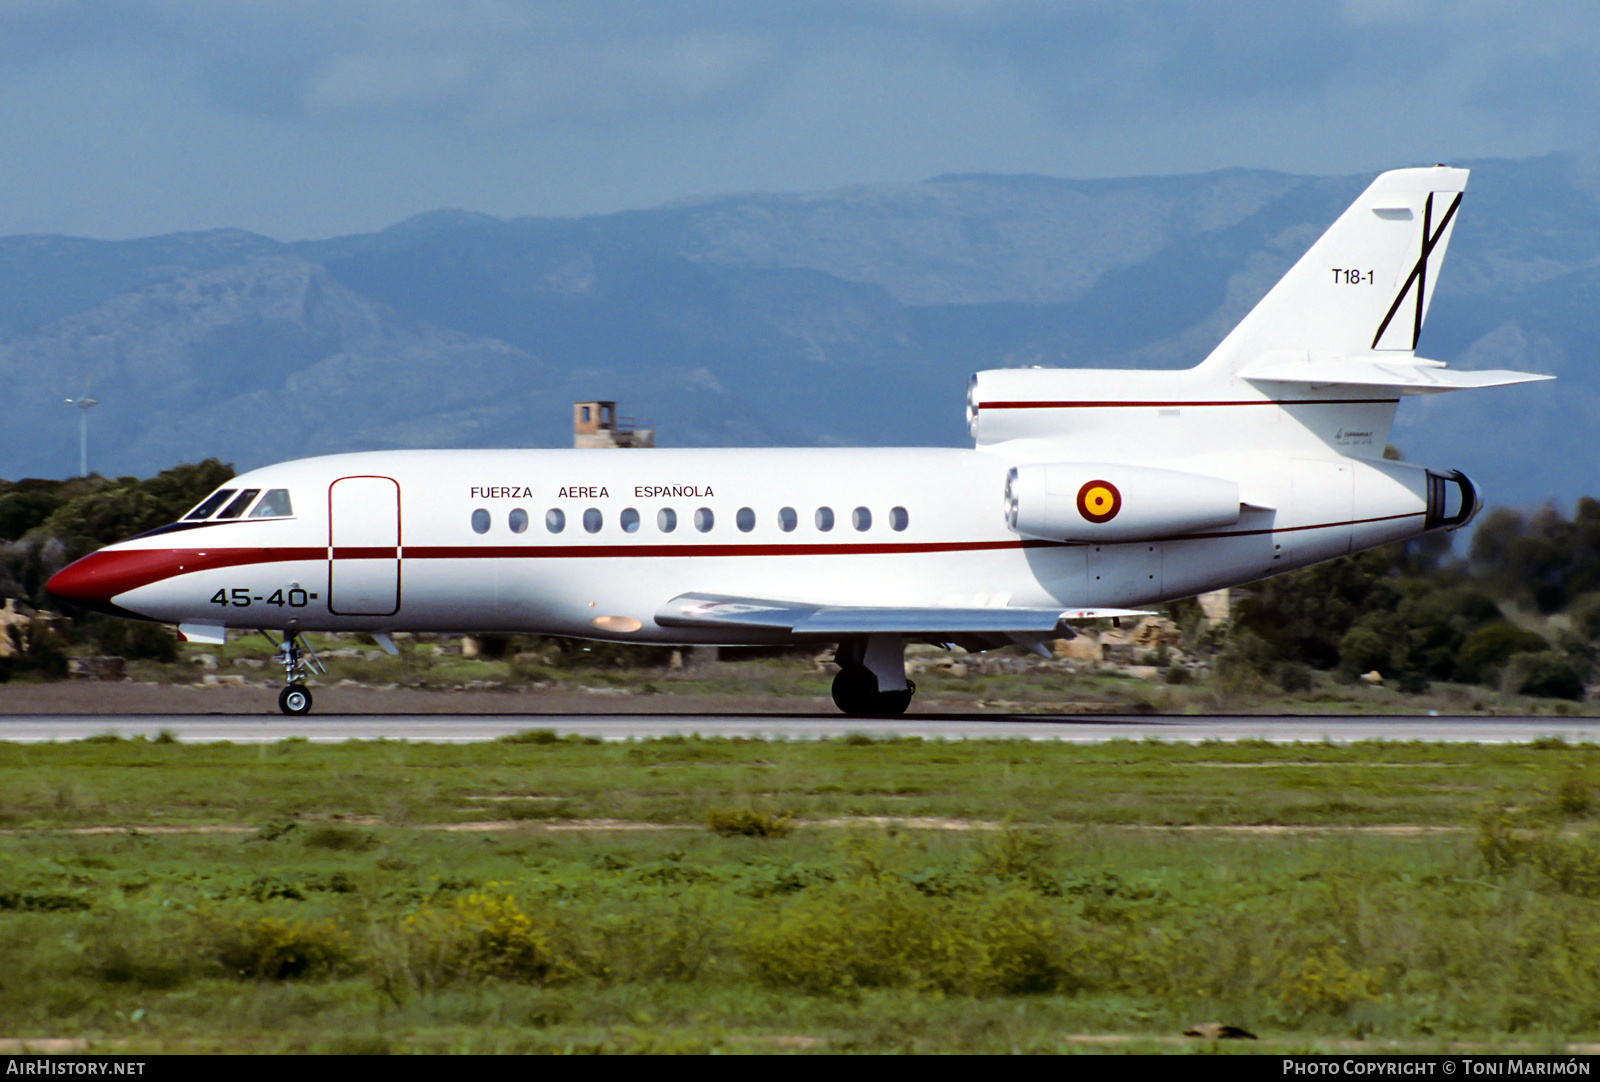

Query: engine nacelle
[[1004, 462, 1242, 542]]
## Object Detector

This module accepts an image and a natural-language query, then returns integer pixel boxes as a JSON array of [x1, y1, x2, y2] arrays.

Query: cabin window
[[583, 508, 603, 534], [247, 489, 293, 518], [815, 507, 834, 532], [218, 489, 260, 520], [621, 508, 641, 533], [736, 507, 755, 532], [890, 506, 909, 531], [658, 508, 677, 533], [778, 507, 797, 532], [852, 506, 871, 531], [471, 509, 491, 534], [545, 508, 566, 533], [185, 490, 236, 520], [694, 507, 714, 533], [508, 508, 529, 534]]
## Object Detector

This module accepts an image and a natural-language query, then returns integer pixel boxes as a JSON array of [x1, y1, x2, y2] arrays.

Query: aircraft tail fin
[[965, 164, 1550, 458], [1198, 166, 1469, 375]]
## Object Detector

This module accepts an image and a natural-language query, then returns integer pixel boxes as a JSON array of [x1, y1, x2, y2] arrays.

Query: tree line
[[1220, 498, 1600, 700], [0, 460, 234, 676]]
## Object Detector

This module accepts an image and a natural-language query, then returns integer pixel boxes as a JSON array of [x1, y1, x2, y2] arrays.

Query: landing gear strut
[[831, 635, 915, 717], [264, 631, 324, 716]]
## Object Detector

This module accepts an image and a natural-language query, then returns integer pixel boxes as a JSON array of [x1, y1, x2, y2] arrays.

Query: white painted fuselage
[[54, 438, 1444, 644]]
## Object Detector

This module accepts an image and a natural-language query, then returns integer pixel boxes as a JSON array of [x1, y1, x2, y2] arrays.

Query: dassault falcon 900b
[[48, 167, 1551, 716]]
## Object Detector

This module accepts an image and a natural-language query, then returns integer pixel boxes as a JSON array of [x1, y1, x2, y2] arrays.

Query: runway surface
[[1, 712, 1595, 744]]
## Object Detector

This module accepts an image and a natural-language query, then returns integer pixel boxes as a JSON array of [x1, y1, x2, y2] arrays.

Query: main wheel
[[875, 679, 915, 717], [278, 684, 313, 716], [831, 669, 916, 717], [831, 666, 878, 715]]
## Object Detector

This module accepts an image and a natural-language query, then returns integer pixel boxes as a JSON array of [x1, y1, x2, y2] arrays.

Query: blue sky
[[3, 1, 1596, 240]]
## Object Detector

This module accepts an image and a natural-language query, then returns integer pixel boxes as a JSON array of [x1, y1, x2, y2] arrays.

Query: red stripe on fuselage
[[46, 547, 326, 606], [980, 398, 1400, 409], [45, 509, 1427, 609], [332, 547, 399, 560]]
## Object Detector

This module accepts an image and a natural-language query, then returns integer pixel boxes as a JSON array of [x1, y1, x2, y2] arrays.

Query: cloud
[[0, 1, 782, 128], [299, 31, 778, 127], [7, 1, 1600, 139], [7, 0, 1600, 239]]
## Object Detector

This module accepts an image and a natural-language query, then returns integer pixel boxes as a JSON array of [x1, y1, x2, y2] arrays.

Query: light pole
[[65, 396, 97, 477]]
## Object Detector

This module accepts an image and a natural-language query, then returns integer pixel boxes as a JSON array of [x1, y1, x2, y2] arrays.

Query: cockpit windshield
[[181, 487, 294, 522], [217, 489, 261, 519], [248, 489, 294, 518], [184, 489, 236, 520]]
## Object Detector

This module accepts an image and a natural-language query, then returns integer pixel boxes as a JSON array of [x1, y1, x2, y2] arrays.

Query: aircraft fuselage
[[49, 443, 1459, 644]]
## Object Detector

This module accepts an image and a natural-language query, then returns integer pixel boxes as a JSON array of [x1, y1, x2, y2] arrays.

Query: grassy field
[[4, 733, 1600, 1053]]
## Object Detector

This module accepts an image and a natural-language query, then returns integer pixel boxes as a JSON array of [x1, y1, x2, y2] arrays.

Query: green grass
[[2, 734, 1596, 829], [4, 735, 1600, 1052]]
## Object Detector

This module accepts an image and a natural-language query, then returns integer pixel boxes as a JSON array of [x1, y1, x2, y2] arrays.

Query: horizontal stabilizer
[[655, 593, 1150, 639], [1244, 357, 1553, 395]]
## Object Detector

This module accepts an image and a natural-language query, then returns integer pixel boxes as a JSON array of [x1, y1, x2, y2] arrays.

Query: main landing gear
[[831, 635, 916, 717], [263, 631, 325, 716]]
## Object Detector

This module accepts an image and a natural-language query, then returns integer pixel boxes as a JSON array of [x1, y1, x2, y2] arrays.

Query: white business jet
[[48, 167, 1549, 716]]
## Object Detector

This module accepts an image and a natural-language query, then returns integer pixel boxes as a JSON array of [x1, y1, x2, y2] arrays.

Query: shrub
[[743, 879, 1075, 995], [1337, 626, 1390, 678], [302, 824, 379, 851], [1552, 772, 1594, 818], [499, 729, 560, 745], [388, 891, 573, 989], [1479, 803, 1600, 895], [1505, 651, 1585, 701], [94, 618, 180, 662], [82, 918, 203, 989], [1273, 661, 1314, 693], [210, 915, 353, 980], [1453, 623, 1549, 685], [1278, 945, 1378, 1016], [707, 806, 794, 838]]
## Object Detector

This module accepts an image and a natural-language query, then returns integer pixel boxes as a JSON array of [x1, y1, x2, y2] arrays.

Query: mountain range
[[1, 154, 1592, 517]]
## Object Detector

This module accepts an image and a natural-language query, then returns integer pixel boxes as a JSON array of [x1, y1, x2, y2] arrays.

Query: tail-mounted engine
[[1004, 462, 1242, 542], [1424, 469, 1481, 531]]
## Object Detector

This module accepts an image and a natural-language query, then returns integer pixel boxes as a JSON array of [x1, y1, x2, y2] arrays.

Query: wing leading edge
[[654, 593, 1149, 655]]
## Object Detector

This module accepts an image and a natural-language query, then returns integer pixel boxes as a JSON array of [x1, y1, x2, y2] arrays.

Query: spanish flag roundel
[[1076, 479, 1121, 524]]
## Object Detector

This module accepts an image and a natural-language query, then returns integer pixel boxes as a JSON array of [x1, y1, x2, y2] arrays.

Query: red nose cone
[[47, 549, 180, 612]]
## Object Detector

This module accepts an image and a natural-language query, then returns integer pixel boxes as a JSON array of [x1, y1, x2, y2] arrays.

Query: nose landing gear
[[279, 683, 313, 716], [264, 631, 324, 716]]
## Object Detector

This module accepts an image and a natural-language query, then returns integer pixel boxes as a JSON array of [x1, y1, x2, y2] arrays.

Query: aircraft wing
[[654, 593, 1150, 653]]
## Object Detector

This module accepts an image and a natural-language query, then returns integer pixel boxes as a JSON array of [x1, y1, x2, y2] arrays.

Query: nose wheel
[[263, 631, 325, 716]]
